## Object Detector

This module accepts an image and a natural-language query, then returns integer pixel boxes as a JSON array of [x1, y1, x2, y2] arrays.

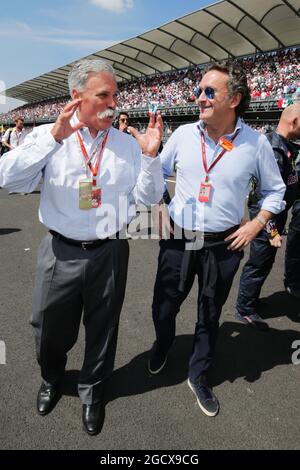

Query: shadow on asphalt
[[61, 323, 300, 402], [61, 336, 193, 401], [257, 291, 300, 323], [213, 321, 300, 385], [0, 228, 22, 236]]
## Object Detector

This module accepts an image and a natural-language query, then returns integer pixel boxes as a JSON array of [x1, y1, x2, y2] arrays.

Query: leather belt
[[49, 230, 113, 250], [202, 225, 240, 240], [169, 218, 240, 242]]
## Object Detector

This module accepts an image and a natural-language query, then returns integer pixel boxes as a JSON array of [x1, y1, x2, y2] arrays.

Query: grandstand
[[1, 0, 300, 132]]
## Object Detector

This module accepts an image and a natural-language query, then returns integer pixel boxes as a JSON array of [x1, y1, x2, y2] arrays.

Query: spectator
[[1, 117, 25, 153], [116, 111, 131, 134], [235, 104, 300, 330]]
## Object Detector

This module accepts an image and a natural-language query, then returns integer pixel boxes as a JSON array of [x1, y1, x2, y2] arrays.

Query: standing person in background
[[285, 136, 300, 299], [148, 62, 286, 417], [116, 111, 131, 134], [285, 198, 300, 299], [236, 104, 300, 330], [1, 117, 25, 152], [0, 59, 164, 435]]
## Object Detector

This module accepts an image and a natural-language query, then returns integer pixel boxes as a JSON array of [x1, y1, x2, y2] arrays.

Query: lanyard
[[15, 130, 21, 146], [200, 129, 239, 183], [76, 130, 109, 186]]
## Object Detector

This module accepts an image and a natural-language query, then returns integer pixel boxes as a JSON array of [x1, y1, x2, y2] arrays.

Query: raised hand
[[51, 99, 85, 143], [128, 111, 163, 158]]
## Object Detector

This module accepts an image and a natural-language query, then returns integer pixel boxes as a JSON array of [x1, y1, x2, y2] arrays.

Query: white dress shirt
[[161, 119, 286, 232], [0, 119, 164, 239]]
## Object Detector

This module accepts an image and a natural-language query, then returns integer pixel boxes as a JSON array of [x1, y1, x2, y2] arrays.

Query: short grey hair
[[68, 59, 116, 95]]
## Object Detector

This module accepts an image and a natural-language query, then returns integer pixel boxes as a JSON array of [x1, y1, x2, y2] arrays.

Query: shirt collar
[[197, 117, 243, 139], [72, 112, 106, 143], [14, 127, 25, 134]]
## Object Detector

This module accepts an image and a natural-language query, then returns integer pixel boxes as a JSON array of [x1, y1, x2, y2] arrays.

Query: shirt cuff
[[141, 153, 161, 173], [261, 200, 286, 215]]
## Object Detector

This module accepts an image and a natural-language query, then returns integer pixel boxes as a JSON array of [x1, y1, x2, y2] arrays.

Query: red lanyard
[[77, 130, 109, 186], [200, 129, 239, 182]]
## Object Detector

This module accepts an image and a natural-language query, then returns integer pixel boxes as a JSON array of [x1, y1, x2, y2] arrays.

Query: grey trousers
[[31, 233, 129, 405]]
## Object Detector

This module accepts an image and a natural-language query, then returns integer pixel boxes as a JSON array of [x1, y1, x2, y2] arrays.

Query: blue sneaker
[[188, 376, 219, 417], [148, 343, 169, 375], [235, 311, 269, 331]]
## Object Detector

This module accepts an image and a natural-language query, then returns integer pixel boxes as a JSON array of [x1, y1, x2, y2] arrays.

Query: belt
[[203, 227, 239, 240], [170, 219, 239, 243], [49, 230, 112, 250], [183, 225, 240, 242]]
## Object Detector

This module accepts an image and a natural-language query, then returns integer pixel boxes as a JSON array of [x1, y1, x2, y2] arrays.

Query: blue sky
[[0, 0, 211, 112]]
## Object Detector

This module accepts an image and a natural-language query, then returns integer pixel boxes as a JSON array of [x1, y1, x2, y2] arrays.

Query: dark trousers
[[31, 233, 129, 405], [236, 208, 288, 316], [285, 199, 300, 289], [152, 238, 243, 382]]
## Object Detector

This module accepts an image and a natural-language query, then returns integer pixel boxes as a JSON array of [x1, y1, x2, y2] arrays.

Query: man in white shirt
[[1, 117, 26, 151], [0, 59, 164, 435]]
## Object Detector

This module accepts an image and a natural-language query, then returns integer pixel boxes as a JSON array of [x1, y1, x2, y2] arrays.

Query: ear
[[292, 117, 298, 129], [72, 89, 80, 100], [230, 92, 242, 110]]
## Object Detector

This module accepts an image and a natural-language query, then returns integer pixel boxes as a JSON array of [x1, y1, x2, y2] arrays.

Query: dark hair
[[118, 112, 129, 121], [204, 62, 251, 116], [116, 112, 130, 130]]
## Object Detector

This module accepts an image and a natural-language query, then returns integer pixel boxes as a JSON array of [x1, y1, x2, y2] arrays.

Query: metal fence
[[0, 99, 285, 126]]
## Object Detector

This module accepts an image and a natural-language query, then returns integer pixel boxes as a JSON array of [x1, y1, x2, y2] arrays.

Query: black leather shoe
[[82, 403, 105, 436], [37, 382, 60, 416]]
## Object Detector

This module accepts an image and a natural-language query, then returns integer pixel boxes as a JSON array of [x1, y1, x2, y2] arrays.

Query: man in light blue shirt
[[0, 59, 164, 435], [148, 62, 286, 418]]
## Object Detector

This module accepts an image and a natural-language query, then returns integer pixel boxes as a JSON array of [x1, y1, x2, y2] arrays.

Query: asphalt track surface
[[0, 186, 300, 450]]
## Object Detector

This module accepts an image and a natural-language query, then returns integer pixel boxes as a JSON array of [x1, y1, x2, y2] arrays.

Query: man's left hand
[[225, 219, 262, 251], [128, 111, 163, 158]]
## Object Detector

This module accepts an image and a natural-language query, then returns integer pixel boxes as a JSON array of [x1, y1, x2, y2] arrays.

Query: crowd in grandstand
[[0, 97, 69, 123], [0, 47, 299, 123]]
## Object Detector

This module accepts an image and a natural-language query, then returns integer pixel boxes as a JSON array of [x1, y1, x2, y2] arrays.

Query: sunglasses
[[195, 87, 216, 100], [120, 118, 129, 123]]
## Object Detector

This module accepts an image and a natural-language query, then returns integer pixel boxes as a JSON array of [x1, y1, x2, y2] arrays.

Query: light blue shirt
[[0, 118, 164, 240], [161, 118, 286, 232]]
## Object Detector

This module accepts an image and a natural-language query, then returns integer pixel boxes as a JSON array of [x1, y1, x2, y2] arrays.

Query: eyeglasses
[[120, 118, 129, 123], [195, 87, 216, 100]]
